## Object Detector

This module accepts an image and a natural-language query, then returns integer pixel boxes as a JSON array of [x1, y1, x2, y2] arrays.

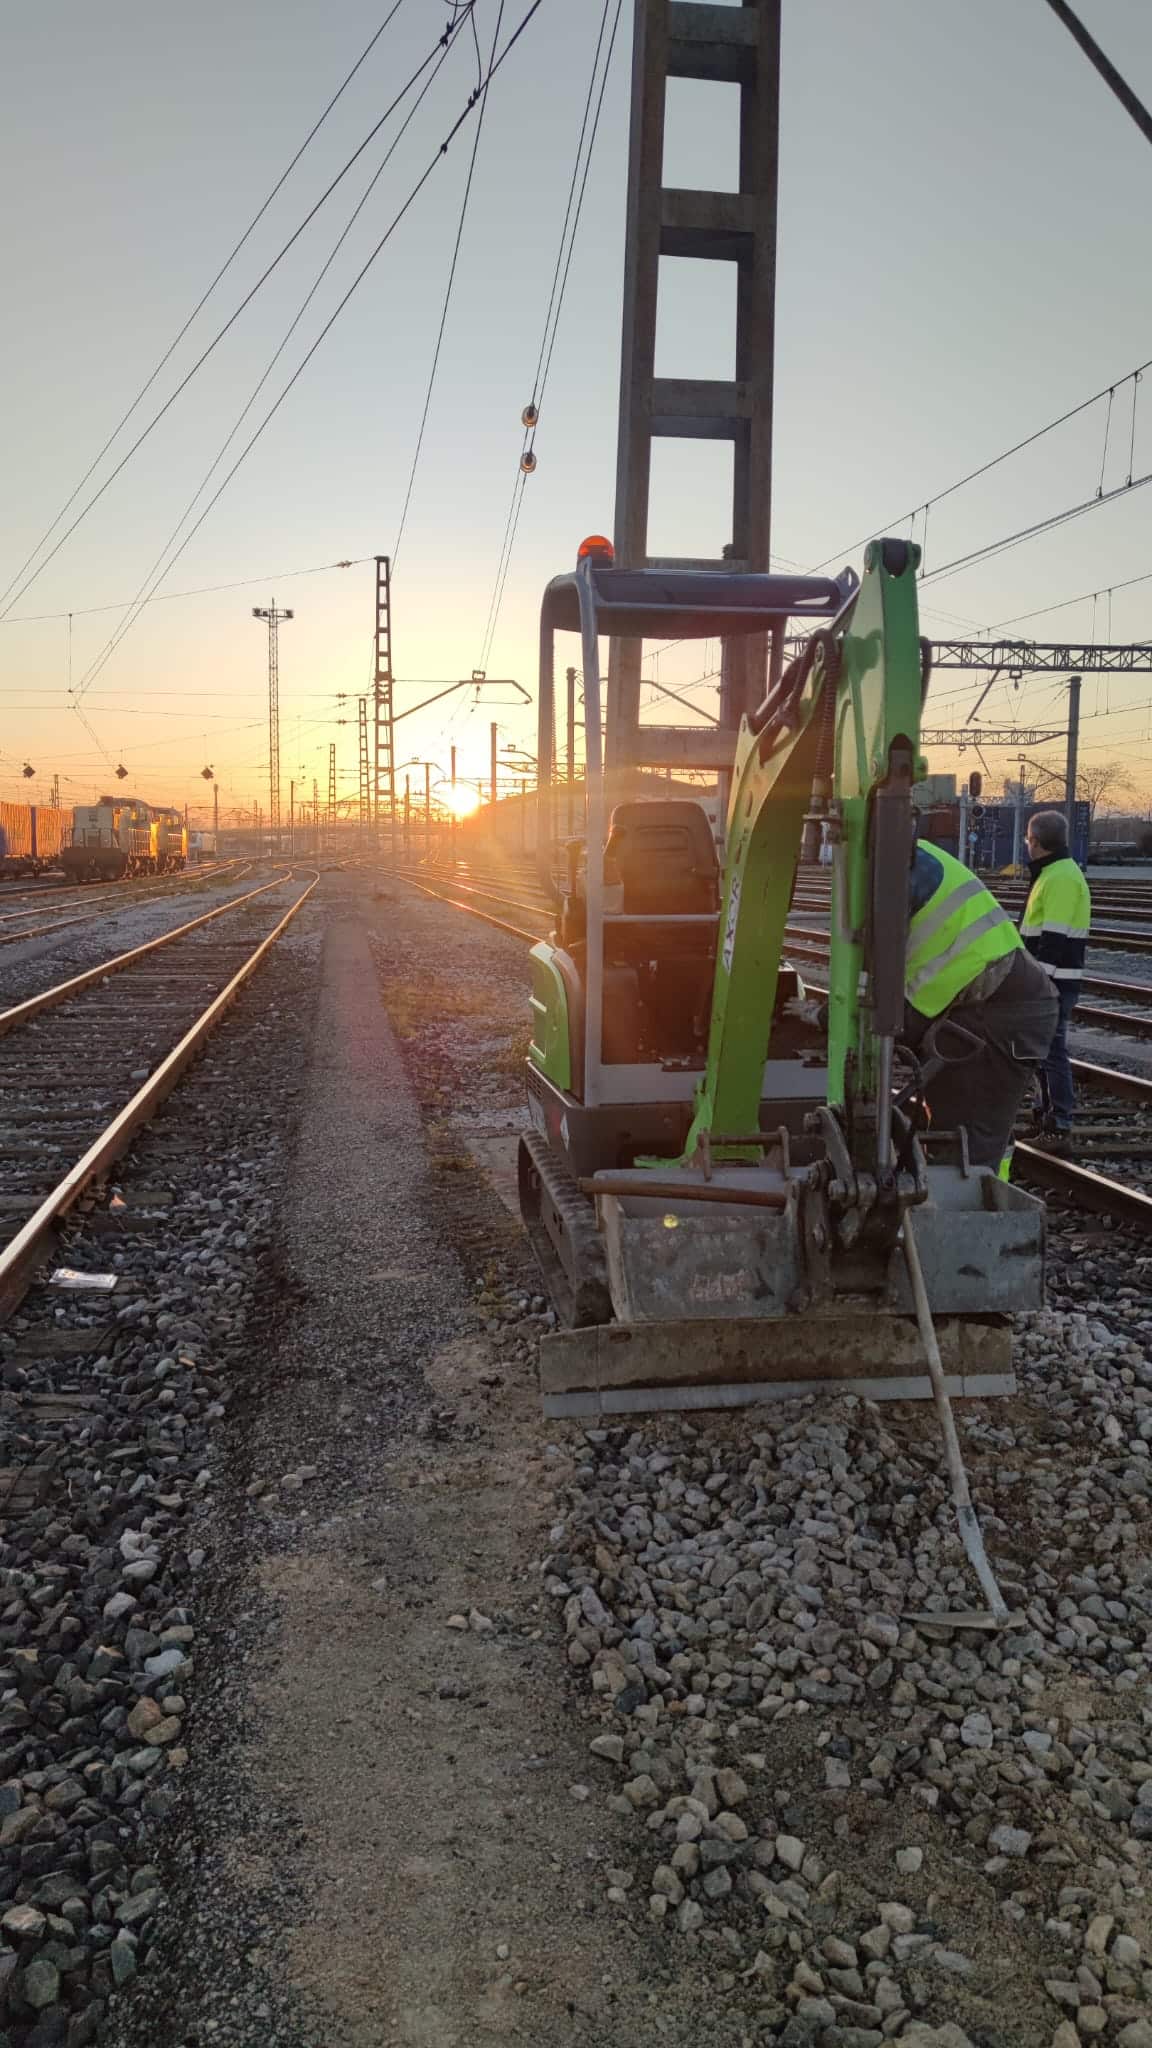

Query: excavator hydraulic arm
[[684, 537, 925, 1167]]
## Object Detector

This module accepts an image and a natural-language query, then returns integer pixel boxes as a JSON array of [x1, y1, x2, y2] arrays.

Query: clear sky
[[2, 0, 1151, 828]]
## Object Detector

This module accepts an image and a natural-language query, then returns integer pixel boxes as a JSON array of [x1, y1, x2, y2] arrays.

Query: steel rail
[[1066, 1056, 1152, 1102], [0, 872, 294, 1038], [0, 865, 248, 947], [1012, 1140, 1152, 1224], [1074, 1002, 1152, 1041], [395, 867, 551, 923], [394, 863, 553, 917], [395, 870, 541, 943], [0, 876, 317, 1318], [784, 923, 1152, 1039], [0, 860, 239, 912]]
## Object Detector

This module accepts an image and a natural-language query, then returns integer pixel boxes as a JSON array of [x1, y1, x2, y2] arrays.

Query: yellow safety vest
[[906, 844, 1022, 1019]]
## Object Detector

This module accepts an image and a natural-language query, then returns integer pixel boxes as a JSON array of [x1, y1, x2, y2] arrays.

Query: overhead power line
[[1, 558, 368, 626], [921, 464, 1152, 587], [988, 566, 1152, 633], [1043, 0, 1152, 150], [59, 0, 546, 727], [0, 0, 410, 617], [74, 25, 461, 697], [0, 4, 473, 624], [807, 353, 1151, 577], [392, 1, 508, 569], [476, 0, 623, 674]]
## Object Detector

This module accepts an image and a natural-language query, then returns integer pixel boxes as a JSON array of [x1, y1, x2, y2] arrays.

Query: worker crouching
[[902, 839, 1058, 1175], [1021, 809, 1092, 1135]]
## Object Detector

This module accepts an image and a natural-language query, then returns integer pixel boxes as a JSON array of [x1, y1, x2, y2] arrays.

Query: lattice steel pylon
[[252, 602, 294, 854], [327, 741, 337, 853], [373, 556, 396, 856], [358, 697, 371, 841]]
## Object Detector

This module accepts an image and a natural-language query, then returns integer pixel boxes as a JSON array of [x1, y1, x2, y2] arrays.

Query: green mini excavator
[[519, 538, 1045, 1465]]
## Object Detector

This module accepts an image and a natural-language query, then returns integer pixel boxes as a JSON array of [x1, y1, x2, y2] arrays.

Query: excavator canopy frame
[[536, 556, 853, 1109]]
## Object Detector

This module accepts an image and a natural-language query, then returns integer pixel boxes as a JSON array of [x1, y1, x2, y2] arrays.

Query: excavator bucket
[[537, 1158, 1041, 1418]]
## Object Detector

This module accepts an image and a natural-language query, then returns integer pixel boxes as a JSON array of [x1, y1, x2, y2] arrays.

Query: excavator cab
[[553, 797, 803, 1067]]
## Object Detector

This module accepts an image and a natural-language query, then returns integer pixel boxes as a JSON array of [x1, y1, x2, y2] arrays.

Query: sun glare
[[442, 783, 482, 819]]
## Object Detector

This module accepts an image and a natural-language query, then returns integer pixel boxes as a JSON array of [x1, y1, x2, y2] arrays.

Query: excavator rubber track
[[517, 1132, 612, 1329]]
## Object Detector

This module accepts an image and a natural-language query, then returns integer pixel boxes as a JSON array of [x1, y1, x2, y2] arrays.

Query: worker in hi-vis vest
[[1020, 808, 1092, 1134], [902, 837, 1058, 1176]]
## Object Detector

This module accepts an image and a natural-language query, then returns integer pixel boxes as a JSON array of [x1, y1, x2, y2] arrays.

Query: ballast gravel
[[6, 866, 1152, 2047], [0, 907, 318, 2048], [0, 867, 277, 1007], [381, 874, 1152, 2046], [532, 1280, 1152, 2045]]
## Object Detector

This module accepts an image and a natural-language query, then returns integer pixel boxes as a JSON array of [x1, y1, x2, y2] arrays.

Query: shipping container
[[0, 803, 68, 874]]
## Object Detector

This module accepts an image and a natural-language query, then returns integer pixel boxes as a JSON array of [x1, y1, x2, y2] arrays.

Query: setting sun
[[441, 782, 482, 819]]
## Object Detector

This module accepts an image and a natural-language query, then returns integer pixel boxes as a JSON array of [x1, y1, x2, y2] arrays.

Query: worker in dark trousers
[[1020, 809, 1092, 1134], [903, 838, 1058, 1176]]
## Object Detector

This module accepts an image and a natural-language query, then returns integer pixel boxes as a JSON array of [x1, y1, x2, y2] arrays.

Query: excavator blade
[[538, 1310, 1014, 1419]]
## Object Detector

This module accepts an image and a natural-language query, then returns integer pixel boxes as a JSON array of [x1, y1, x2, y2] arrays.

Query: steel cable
[[75, 33, 461, 697], [42, 0, 547, 732], [0, 0, 412, 615], [0, 5, 473, 622], [392, 0, 509, 571], [476, 0, 622, 673]]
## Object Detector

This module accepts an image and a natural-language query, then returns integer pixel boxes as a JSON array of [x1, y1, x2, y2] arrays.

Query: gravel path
[[91, 877, 738, 2047]]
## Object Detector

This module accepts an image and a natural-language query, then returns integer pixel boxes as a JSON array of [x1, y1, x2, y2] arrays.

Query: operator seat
[[555, 800, 722, 1063], [603, 801, 720, 1057], [603, 800, 720, 914]]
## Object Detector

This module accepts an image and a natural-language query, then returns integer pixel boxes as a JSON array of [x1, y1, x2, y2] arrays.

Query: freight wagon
[[60, 798, 188, 881], [0, 802, 67, 877]]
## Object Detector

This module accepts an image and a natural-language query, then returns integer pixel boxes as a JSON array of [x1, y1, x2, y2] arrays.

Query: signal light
[[577, 534, 614, 562]]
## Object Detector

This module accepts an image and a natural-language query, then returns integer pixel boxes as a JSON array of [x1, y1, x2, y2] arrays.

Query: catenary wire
[[987, 567, 1152, 632], [1, 559, 370, 626], [392, 0, 508, 571], [62, 0, 546, 732], [0, 0, 411, 616], [920, 465, 1152, 587], [76, 30, 461, 697], [477, 0, 621, 672], [806, 354, 1152, 577], [0, 6, 474, 624], [528, 0, 622, 430]]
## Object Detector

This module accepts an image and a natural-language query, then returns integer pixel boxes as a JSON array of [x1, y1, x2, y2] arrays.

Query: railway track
[[0, 862, 249, 948], [0, 869, 315, 1320], [0, 858, 240, 904], [392, 862, 1152, 1232]]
